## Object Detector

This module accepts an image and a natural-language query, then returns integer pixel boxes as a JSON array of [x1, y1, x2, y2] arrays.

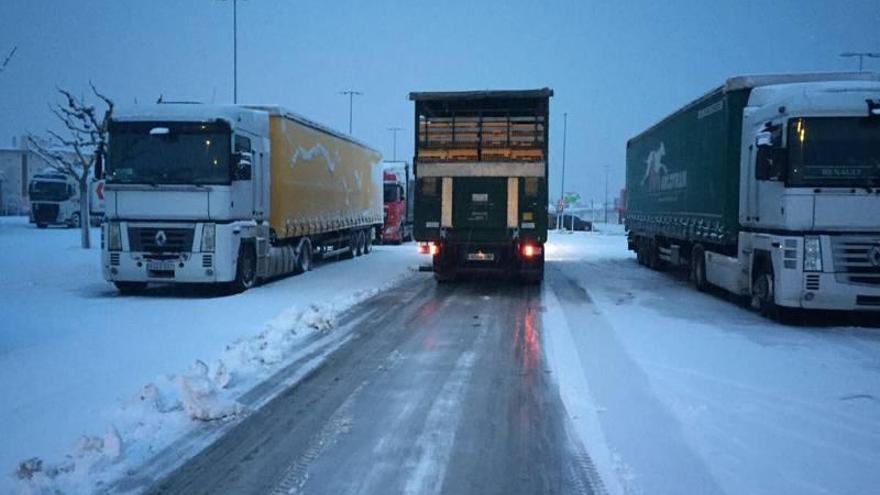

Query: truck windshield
[[29, 181, 70, 201], [788, 117, 880, 187], [384, 184, 401, 203], [107, 121, 232, 185]]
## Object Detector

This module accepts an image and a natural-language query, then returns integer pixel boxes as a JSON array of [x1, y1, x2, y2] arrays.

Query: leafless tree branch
[[0, 45, 16, 73]]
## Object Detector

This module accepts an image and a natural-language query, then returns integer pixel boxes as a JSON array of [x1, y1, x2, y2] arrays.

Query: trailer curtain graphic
[[641, 142, 686, 193]]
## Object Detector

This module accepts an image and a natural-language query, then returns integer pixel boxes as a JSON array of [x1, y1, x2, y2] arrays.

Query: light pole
[[840, 52, 880, 72], [340, 90, 363, 134], [232, 0, 238, 103], [603, 164, 609, 225], [387, 127, 403, 161], [559, 112, 568, 230]]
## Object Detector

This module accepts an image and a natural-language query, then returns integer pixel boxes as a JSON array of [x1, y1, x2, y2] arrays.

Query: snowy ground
[[0, 217, 421, 493], [542, 228, 880, 495]]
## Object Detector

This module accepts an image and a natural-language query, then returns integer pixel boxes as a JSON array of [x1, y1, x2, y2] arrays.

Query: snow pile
[[10, 262, 417, 494]]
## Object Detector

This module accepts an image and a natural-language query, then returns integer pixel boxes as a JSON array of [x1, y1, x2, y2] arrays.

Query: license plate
[[147, 260, 176, 271], [467, 252, 494, 261]]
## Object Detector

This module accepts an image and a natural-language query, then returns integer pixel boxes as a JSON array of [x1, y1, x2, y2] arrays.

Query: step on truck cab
[[409, 88, 552, 283], [100, 104, 383, 294], [625, 72, 880, 316]]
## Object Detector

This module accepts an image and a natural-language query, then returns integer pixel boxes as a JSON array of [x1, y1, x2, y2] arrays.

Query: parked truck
[[99, 104, 383, 294], [380, 160, 413, 243], [28, 171, 104, 228], [625, 72, 880, 316], [410, 88, 552, 283]]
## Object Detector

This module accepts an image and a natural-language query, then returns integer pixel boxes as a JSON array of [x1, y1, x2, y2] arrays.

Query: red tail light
[[417, 243, 429, 254], [429, 243, 440, 256], [522, 243, 542, 258]]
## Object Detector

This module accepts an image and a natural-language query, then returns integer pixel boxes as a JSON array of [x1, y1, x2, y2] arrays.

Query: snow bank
[[0, 217, 421, 493]]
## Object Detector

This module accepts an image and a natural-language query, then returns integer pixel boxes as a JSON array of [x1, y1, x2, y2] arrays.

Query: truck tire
[[229, 244, 257, 294], [691, 245, 709, 292], [355, 230, 365, 257], [342, 232, 356, 259], [751, 261, 776, 317], [36, 223, 48, 229], [69, 212, 81, 229], [114, 281, 147, 295], [364, 230, 373, 254], [294, 238, 313, 274], [434, 269, 456, 283]]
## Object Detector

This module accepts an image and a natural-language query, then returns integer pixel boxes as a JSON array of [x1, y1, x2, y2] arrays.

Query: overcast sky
[[1, 0, 878, 204]]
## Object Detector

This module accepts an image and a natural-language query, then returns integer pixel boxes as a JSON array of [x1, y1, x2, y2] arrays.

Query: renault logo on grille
[[155, 230, 168, 248], [868, 245, 880, 267]]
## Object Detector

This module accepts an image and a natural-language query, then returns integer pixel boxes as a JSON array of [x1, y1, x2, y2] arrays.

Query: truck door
[[231, 134, 255, 219], [452, 177, 508, 232]]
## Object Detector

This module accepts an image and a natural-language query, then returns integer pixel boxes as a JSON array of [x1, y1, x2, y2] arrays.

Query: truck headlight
[[108, 223, 122, 251], [803, 236, 822, 272], [201, 223, 216, 252]]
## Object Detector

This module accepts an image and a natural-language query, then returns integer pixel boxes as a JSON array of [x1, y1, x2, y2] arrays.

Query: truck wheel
[[342, 233, 356, 259], [364, 231, 373, 254], [69, 212, 81, 229], [751, 264, 776, 317], [355, 230, 365, 256], [229, 244, 257, 293], [691, 245, 709, 292], [434, 269, 456, 283], [294, 238, 313, 273], [114, 281, 147, 295], [36, 223, 48, 229]]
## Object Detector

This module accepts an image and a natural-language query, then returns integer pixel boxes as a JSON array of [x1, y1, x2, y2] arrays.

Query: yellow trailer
[[262, 108, 384, 240]]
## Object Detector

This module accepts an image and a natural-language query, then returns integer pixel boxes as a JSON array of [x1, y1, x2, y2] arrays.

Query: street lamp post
[[340, 90, 363, 135], [387, 127, 403, 161], [840, 52, 880, 72], [559, 112, 568, 230], [604, 164, 609, 225], [232, 0, 238, 103]]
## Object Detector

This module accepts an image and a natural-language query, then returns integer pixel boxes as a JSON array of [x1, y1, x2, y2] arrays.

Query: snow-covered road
[[4, 218, 880, 494], [543, 229, 880, 495], [0, 217, 421, 493]]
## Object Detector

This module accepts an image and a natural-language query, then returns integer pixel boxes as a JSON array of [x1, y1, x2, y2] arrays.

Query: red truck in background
[[381, 161, 414, 244]]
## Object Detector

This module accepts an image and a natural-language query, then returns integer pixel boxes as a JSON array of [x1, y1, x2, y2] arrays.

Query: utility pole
[[233, 0, 238, 103], [559, 112, 568, 230], [340, 90, 363, 135], [840, 52, 880, 72], [387, 127, 403, 161], [604, 164, 609, 224]]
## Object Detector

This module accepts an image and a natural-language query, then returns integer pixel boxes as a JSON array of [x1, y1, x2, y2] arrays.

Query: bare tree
[[28, 84, 113, 248], [0, 45, 17, 73]]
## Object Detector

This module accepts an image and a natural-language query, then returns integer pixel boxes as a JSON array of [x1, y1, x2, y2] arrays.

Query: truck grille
[[32, 203, 59, 224], [128, 226, 195, 253], [832, 235, 880, 286]]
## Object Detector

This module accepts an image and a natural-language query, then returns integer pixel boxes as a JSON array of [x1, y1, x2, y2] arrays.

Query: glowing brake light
[[417, 243, 429, 254], [429, 243, 440, 256], [522, 243, 542, 258]]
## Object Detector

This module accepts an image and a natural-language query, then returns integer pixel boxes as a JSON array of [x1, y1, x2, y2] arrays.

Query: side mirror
[[94, 151, 103, 179], [232, 152, 253, 181], [755, 130, 773, 148]]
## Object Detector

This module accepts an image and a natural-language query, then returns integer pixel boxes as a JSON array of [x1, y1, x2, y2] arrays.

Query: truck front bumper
[[102, 251, 234, 284], [783, 272, 880, 311]]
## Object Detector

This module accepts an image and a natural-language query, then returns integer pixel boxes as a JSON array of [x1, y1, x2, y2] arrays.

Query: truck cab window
[[755, 123, 785, 181]]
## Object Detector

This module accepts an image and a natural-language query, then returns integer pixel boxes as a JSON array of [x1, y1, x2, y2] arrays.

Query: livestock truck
[[380, 160, 414, 243], [410, 88, 552, 283], [99, 104, 383, 294], [625, 72, 880, 316]]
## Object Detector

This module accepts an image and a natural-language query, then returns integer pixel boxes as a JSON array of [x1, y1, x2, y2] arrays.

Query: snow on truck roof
[[408, 88, 554, 101], [112, 103, 379, 154], [628, 72, 880, 144]]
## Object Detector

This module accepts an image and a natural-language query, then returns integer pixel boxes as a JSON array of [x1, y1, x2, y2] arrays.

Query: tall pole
[[559, 112, 568, 230], [233, 0, 237, 103], [840, 52, 880, 72], [340, 90, 363, 134], [604, 164, 609, 224], [387, 127, 403, 161]]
